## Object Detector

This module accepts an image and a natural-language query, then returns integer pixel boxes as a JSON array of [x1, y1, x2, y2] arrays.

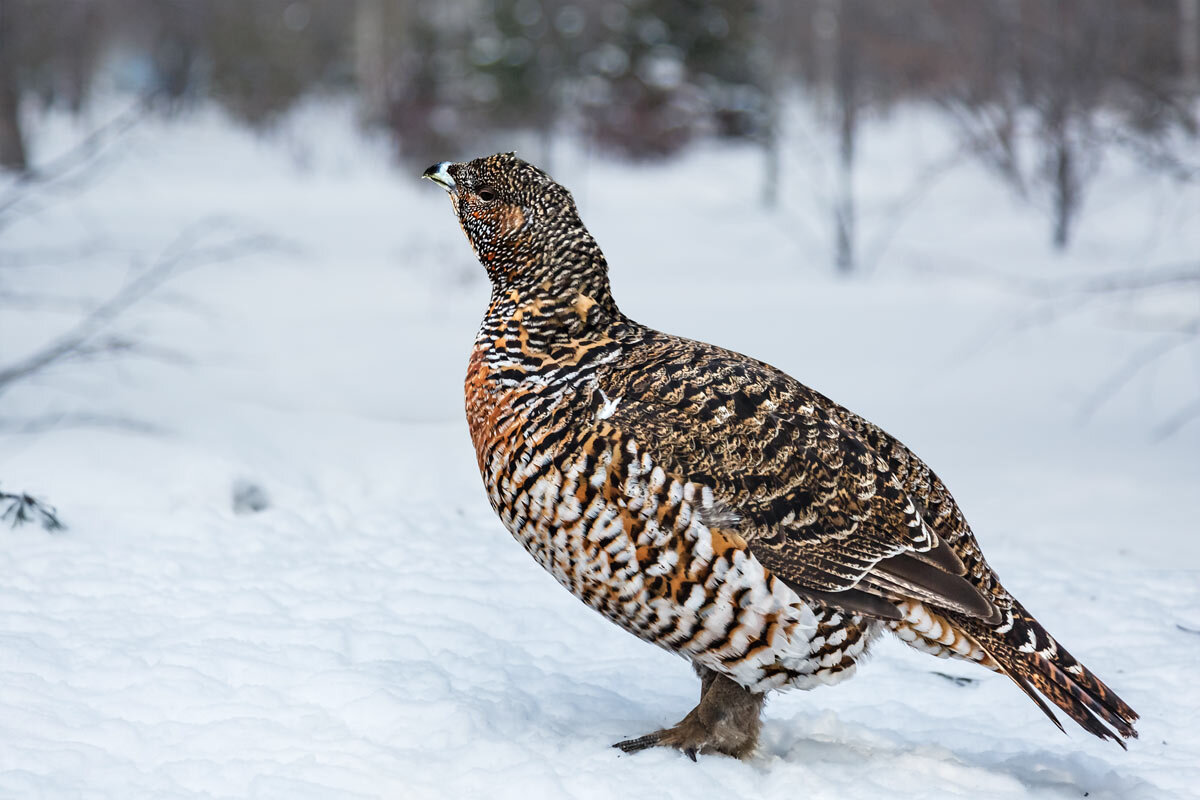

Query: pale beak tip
[[422, 161, 456, 191]]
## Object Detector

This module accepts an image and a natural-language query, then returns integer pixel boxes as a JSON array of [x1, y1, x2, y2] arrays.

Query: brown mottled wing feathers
[[598, 335, 1000, 623]]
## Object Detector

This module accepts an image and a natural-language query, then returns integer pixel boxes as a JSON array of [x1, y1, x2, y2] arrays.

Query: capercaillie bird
[[423, 153, 1139, 759]]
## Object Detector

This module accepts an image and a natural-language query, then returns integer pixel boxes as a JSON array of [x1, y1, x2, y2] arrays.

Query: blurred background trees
[[1, 0, 1197, 263], [1, 1, 1197, 437]]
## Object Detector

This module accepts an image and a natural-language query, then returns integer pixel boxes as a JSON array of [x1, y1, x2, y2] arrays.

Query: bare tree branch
[[921, 256, 1200, 437], [1077, 323, 1199, 422], [0, 99, 151, 233], [0, 240, 127, 271], [0, 218, 282, 399], [0, 99, 146, 185], [913, 257, 1200, 299], [860, 142, 972, 273], [1074, 264, 1200, 294], [0, 412, 163, 436], [1154, 397, 1200, 440]]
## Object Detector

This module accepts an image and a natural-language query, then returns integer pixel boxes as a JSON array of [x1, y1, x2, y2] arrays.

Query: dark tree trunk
[[1183, 0, 1200, 97], [0, 0, 28, 173], [1051, 128, 1077, 250], [833, 0, 858, 275], [756, 0, 780, 209]]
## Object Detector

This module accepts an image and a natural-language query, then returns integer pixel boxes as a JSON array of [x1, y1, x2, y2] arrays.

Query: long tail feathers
[[956, 603, 1139, 747]]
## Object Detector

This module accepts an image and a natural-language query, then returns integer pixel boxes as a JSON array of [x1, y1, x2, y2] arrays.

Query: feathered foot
[[614, 667, 764, 760]]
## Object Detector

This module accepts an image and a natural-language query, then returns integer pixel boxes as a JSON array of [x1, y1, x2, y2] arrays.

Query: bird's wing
[[801, 386, 1007, 602], [597, 333, 999, 623]]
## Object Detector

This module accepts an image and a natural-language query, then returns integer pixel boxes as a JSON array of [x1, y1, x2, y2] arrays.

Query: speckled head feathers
[[424, 152, 592, 289]]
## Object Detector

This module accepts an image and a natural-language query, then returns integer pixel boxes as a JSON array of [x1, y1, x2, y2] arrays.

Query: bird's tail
[[954, 601, 1139, 747]]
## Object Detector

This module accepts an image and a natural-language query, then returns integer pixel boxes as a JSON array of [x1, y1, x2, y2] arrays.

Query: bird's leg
[[613, 668, 765, 760], [695, 663, 720, 698]]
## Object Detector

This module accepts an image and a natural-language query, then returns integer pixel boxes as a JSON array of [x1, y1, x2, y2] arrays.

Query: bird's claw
[[613, 728, 705, 760], [613, 716, 739, 761], [612, 732, 662, 754]]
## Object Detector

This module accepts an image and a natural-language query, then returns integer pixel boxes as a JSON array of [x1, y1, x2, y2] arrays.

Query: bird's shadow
[[496, 659, 1158, 798], [759, 719, 1157, 799]]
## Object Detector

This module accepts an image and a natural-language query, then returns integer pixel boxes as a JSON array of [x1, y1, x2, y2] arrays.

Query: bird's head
[[423, 152, 599, 291]]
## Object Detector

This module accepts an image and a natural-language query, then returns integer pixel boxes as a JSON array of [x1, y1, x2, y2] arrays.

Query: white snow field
[[1, 103, 1198, 799]]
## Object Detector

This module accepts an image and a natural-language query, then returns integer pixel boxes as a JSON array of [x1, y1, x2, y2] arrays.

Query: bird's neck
[[465, 234, 629, 473], [482, 232, 624, 345], [471, 242, 627, 401]]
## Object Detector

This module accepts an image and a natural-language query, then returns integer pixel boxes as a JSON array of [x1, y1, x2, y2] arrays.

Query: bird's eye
[[477, 186, 497, 203]]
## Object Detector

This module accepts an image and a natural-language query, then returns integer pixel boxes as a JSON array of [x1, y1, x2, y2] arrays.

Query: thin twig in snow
[[0, 488, 65, 531]]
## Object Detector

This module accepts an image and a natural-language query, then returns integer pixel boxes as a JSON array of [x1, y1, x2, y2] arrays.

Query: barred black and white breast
[[424, 153, 1139, 760]]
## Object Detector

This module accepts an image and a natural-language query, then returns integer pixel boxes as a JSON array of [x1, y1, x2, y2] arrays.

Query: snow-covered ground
[[1, 102, 1198, 799]]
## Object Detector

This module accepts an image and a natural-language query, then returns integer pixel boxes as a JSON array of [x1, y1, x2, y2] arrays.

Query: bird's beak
[[422, 161, 456, 192]]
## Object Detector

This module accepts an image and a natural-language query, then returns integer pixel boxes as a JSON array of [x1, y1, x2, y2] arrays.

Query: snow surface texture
[[1, 103, 1198, 799]]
